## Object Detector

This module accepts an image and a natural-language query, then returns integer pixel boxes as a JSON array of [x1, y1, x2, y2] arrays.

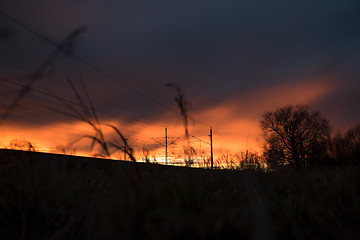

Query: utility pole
[[192, 126, 214, 169], [165, 127, 168, 164], [151, 127, 179, 165], [210, 127, 213, 169]]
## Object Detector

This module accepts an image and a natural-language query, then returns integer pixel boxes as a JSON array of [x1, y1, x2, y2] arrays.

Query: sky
[[0, 0, 360, 162]]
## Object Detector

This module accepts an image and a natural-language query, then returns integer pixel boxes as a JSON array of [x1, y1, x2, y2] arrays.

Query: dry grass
[[1, 149, 360, 239]]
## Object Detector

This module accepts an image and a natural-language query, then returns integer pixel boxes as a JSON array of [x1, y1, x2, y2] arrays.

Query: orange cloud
[[0, 75, 335, 164], [193, 75, 335, 155]]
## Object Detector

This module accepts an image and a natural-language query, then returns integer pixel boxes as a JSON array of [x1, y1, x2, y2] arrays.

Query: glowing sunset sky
[[0, 0, 359, 161]]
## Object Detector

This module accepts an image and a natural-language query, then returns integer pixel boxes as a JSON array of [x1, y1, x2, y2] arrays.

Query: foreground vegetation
[[1, 149, 360, 239]]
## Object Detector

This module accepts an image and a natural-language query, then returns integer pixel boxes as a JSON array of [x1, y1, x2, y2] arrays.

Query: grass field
[[1, 149, 360, 239]]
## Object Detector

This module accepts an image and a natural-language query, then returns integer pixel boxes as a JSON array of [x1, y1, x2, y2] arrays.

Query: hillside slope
[[1, 149, 359, 239]]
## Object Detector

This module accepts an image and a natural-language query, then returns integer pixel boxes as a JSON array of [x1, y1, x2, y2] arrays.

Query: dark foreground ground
[[1, 149, 360, 239]]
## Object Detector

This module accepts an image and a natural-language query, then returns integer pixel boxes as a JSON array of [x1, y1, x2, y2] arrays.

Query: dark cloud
[[1, 0, 359, 133]]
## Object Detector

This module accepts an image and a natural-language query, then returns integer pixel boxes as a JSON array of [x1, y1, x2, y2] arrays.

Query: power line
[[0, 10, 174, 114], [0, 48, 167, 126], [0, 58, 75, 92], [0, 75, 165, 127], [0, 10, 218, 164], [0, 9, 213, 129]]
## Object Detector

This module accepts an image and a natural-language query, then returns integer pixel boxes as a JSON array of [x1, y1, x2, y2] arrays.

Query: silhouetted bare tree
[[330, 125, 360, 165], [261, 105, 331, 168]]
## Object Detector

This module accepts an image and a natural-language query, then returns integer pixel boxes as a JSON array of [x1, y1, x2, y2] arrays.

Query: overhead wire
[[0, 59, 167, 127], [0, 77, 171, 149], [0, 80, 205, 161], [0, 74, 164, 128], [1, 72, 223, 160], [0, 10, 173, 112], [0, 9, 222, 162], [0, 9, 213, 129]]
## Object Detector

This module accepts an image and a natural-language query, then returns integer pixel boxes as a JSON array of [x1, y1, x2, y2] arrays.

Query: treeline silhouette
[[329, 125, 360, 166], [261, 104, 360, 169]]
